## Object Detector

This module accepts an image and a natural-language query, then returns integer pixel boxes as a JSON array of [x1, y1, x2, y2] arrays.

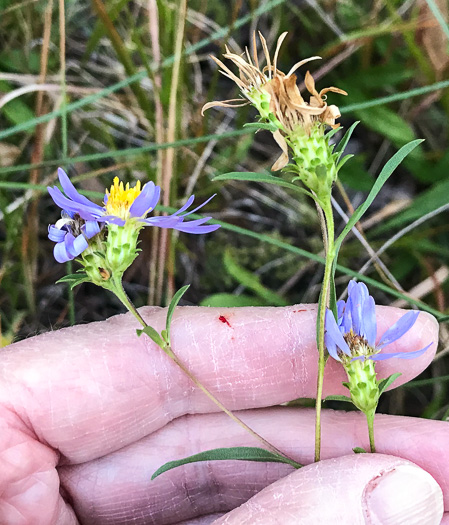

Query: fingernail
[[364, 464, 443, 525]]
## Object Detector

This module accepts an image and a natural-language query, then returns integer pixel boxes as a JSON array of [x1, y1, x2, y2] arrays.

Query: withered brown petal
[[201, 99, 250, 115], [271, 129, 289, 171]]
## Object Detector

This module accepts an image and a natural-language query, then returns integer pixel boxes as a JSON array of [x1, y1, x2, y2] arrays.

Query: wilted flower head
[[202, 31, 347, 170], [48, 169, 220, 276], [325, 280, 431, 363]]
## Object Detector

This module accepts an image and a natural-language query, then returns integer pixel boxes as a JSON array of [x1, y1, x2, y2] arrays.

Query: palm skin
[[0, 305, 446, 524]]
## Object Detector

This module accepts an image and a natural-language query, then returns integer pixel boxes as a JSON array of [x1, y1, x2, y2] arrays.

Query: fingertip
[[364, 461, 443, 525], [211, 455, 444, 525]]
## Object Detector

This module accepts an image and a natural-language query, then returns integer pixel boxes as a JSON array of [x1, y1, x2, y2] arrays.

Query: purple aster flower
[[48, 169, 220, 262], [48, 168, 220, 231], [325, 280, 432, 363], [48, 212, 101, 263]]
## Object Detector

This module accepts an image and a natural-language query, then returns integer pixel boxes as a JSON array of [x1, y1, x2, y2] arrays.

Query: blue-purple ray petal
[[57, 168, 104, 211], [337, 300, 345, 321], [174, 218, 220, 234], [48, 225, 67, 242], [324, 331, 341, 361], [370, 342, 432, 361], [141, 216, 183, 228], [54, 240, 72, 263], [361, 295, 376, 347], [147, 184, 161, 212], [176, 223, 220, 234], [377, 310, 419, 349], [96, 215, 126, 226], [348, 281, 369, 337], [48, 187, 101, 221], [172, 195, 195, 216], [129, 181, 159, 217], [83, 220, 101, 238], [179, 194, 217, 217], [66, 233, 88, 258], [325, 309, 351, 357]]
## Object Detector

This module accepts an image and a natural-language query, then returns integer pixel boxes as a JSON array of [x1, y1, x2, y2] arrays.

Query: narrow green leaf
[[337, 154, 354, 171], [151, 446, 302, 480], [68, 278, 89, 290], [316, 286, 324, 344], [335, 140, 424, 253], [334, 121, 359, 164], [329, 273, 337, 320], [324, 394, 353, 403], [325, 127, 341, 140], [213, 172, 313, 197], [166, 285, 190, 341], [137, 326, 165, 349], [378, 373, 402, 395], [56, 273, 86, 283]]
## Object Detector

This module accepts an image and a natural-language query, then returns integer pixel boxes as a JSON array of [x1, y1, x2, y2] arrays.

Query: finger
[[211, 454, 443, 525], [0, 306, 436, 464], [59, 408, 449, 524]]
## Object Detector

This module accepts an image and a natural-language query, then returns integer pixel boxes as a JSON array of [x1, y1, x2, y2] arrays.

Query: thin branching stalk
[[111, 278, 292, 462], [366, 409, 376, 453], [314, 198, 335, 462]]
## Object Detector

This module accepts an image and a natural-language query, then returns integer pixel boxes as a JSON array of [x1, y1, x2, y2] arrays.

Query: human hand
[[0, 305, 446, 524]]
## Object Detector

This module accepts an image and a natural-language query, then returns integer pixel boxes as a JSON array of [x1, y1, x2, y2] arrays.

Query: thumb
[[212, 454, 443, 525]]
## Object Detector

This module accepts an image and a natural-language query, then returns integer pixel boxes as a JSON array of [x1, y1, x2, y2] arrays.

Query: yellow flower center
[[105, 177, 141, 219]]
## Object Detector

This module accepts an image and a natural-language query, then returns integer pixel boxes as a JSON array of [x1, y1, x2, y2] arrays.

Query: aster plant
[[48, 168, 288, 462], [203, 31, 426, 462], [325, 281, 432, 452], [47, 31, 433, 481]]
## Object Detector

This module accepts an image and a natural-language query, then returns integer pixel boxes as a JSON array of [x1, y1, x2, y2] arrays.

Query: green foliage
[[213, 171, 313, 197], [334, 140, 424, 256], [165, 285, 190, 341], [378, 373, 402, 395], [151, 446, 302, 480]]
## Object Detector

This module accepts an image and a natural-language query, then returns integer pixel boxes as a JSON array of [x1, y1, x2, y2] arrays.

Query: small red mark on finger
[[293, 309, 307, 313], [219, 315, 231, 327]]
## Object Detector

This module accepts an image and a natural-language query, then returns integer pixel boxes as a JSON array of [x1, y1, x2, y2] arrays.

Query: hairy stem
[[111, 277, 299, 466], [314, 198, 335, 462], [366, 409, 376, 453]]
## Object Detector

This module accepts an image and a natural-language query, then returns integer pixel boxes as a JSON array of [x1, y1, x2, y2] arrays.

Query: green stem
[[314, 198, 335, 462], [110, 277, 298, 465], [366, 409, 376, 453]]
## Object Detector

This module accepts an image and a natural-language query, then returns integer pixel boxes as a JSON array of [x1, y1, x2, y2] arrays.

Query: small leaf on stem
[[324, 394, 353, 403], [378, 372, 402, 395], [137, 326, 165, 349], [151, 446, 302, 480], [166, 285, 190, 341]]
